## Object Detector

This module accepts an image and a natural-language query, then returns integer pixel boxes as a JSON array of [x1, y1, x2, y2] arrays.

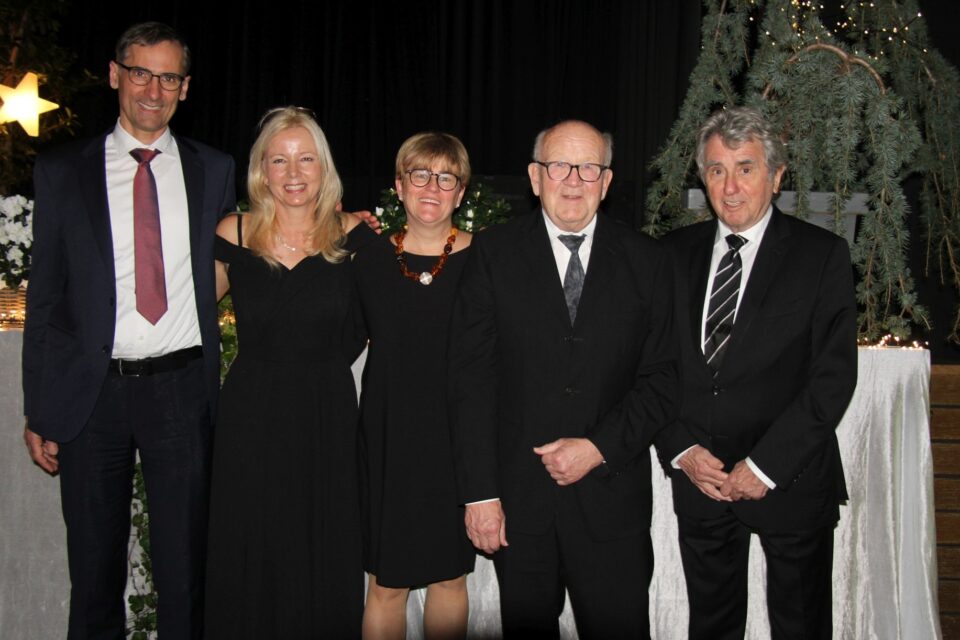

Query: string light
[[860, 334, 927, 349]]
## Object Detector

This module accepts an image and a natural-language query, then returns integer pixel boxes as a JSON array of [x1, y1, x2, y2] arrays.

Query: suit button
[[564, 387, 575, 395], [712, 385, 721, 396]]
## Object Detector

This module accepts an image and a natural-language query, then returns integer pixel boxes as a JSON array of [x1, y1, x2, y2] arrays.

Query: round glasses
[[533, 160, 608, 183], [405, 169, 461, 191], [115, 61, 185, 91]]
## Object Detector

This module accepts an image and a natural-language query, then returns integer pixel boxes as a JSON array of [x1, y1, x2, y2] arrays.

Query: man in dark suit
[[21, 22, 235, 639], [449, 120, 677, 638], [658, 106, 857, 639]]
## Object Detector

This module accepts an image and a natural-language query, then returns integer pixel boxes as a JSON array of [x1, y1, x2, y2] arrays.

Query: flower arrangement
[[374, 181, 511, 234], [0, 195, 34, 288]]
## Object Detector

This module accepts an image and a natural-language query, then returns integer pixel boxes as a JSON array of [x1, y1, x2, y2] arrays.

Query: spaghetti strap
[[237, 213, 243, 247]]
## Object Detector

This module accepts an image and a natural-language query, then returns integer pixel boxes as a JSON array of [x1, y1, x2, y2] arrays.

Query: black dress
[[354, 234, 476, 588], [205, 227, 369, 639]]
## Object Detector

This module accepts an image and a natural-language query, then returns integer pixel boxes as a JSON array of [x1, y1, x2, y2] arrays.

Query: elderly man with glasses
[[449, 119, 678, 638], [22, 21, 235, 639]]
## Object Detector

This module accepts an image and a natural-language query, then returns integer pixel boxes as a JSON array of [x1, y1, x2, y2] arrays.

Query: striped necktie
[[703, 234, 747, 373]]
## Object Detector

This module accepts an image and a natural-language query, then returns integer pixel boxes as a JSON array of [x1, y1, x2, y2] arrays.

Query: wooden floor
[[932, 365, 960, 638]]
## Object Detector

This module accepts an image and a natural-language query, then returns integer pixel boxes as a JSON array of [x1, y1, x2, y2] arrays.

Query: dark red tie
[[130, 148, 167, 325]]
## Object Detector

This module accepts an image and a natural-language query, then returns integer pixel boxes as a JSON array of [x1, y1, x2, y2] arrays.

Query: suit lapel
[[519, 212, 572, 328], [81, 135, 113, 276], [176, 135, 205, 273], [687, 224, 715, 360], [724, 207, 792, 364], [575, 214, 617, 330]]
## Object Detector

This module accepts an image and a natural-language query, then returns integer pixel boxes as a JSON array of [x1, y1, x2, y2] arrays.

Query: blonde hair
[[395, 132, 471, 188], [245, 106, 347, 264]]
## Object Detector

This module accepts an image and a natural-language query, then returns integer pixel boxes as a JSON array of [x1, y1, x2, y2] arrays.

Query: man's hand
[[465, 500, 508, 554], [677, 445, 731, 502], [24, 424, 59, 475], [533, 437, 603, 486], [720, 460, 769, 501], [348, 209, 382, 233]]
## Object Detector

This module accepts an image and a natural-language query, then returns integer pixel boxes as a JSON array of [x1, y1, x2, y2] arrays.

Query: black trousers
[[677, 510, 835, 640], [493, 490, 653, 640], [58, 359, 212, 640]]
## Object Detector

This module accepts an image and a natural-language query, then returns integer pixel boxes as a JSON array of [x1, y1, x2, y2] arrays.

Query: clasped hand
[[533, 437, 603, 486], [678, 445, 767, 502]]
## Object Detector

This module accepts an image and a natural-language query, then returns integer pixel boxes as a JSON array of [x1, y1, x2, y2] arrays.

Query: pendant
[[418, 272, 434, 285]]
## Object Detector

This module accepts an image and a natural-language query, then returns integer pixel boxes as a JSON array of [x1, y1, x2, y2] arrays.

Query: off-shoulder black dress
[[205, 223, 373, 638]]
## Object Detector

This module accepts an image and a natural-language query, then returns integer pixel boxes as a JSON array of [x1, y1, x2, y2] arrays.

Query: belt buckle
[[117, 359, 141, 377]]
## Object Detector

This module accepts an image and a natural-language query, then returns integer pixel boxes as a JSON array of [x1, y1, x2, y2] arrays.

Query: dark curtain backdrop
[[41, 0, 960, 358], [52, 0, 702, 224]]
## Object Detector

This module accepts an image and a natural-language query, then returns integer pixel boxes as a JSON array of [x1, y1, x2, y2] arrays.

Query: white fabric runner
[[353, 348, 940, 639]]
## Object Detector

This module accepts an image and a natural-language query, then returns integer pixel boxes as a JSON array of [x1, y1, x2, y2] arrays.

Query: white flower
[[375, 207, 384, 218], [0, 195, 35, 282], [466, 209, 474, 218], [465, 220, 474, 231]]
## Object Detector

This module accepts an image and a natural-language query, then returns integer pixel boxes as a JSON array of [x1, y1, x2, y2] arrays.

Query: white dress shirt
[[106, 122, 201, 359], [542, 210, 598, 280]]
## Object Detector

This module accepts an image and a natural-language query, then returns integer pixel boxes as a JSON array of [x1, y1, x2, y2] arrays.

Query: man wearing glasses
[[22, 22, 235, 639], [450, 120, 677, 638]]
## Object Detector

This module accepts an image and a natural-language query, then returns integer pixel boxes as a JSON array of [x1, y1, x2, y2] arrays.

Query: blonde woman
[[205, 106, 372, 638], [356, 132, 476, 639]]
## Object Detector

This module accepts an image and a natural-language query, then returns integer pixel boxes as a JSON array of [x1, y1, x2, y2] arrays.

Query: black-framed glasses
[[115, 61, 185, 91], [533, 160, 609, 183], [405, 169, 461, 191]]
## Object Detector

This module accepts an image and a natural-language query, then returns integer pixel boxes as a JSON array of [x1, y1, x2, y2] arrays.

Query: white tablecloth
[[0, 338, 940, 638], [391, 348, 940, 639]]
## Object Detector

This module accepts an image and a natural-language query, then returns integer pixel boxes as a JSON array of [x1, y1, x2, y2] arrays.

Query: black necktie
[[559, 234, 586, 324], [704, 234, 747, 373]]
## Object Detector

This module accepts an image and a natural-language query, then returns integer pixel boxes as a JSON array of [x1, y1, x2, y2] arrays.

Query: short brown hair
[[115, 22, 191, 75], [395, 132, 471, 188]]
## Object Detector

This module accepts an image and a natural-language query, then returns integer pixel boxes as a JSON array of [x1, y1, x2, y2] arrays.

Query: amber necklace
[[395, 227, 458, 285]]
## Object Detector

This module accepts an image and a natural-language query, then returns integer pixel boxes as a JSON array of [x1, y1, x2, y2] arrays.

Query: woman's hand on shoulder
[[217, 212, 242, 246], [342, 207, 381, 235]]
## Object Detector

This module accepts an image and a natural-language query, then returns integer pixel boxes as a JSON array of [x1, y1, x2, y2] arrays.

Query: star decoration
[[0, 72, 59, 136]]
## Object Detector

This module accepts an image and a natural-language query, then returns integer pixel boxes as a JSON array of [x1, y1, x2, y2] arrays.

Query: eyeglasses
[[533, 160, 608, 183], [405, 169, 461, 191], [115, 61, 186, 91]]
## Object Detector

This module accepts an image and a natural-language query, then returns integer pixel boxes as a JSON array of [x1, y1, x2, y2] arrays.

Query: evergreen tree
[[646, 0, 959, 341]]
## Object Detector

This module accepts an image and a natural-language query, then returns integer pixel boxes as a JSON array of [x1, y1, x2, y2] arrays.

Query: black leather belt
[[109, 346, 203, 377]]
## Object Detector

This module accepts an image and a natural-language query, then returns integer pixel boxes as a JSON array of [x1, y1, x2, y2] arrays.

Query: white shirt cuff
[[746, 457, 777, 489], [466, 497, 500, 505], [671, 445, 698, 469]]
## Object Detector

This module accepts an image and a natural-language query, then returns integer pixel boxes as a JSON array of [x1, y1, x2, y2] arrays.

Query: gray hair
[[532, 120, 614, 166], [115, 22, 191, 75], [695, 106, 786, 180]]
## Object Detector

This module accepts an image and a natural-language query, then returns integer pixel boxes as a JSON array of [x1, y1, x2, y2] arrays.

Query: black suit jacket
[[23, 131, 236, 443], [658, 207, 857, 531], [449, 211, 678, 541]]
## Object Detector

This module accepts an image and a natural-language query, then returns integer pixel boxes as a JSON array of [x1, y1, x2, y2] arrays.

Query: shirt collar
[[111, 120, 176, 157], [715, 203, 773, 247], [541, 210, 598, 239]]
